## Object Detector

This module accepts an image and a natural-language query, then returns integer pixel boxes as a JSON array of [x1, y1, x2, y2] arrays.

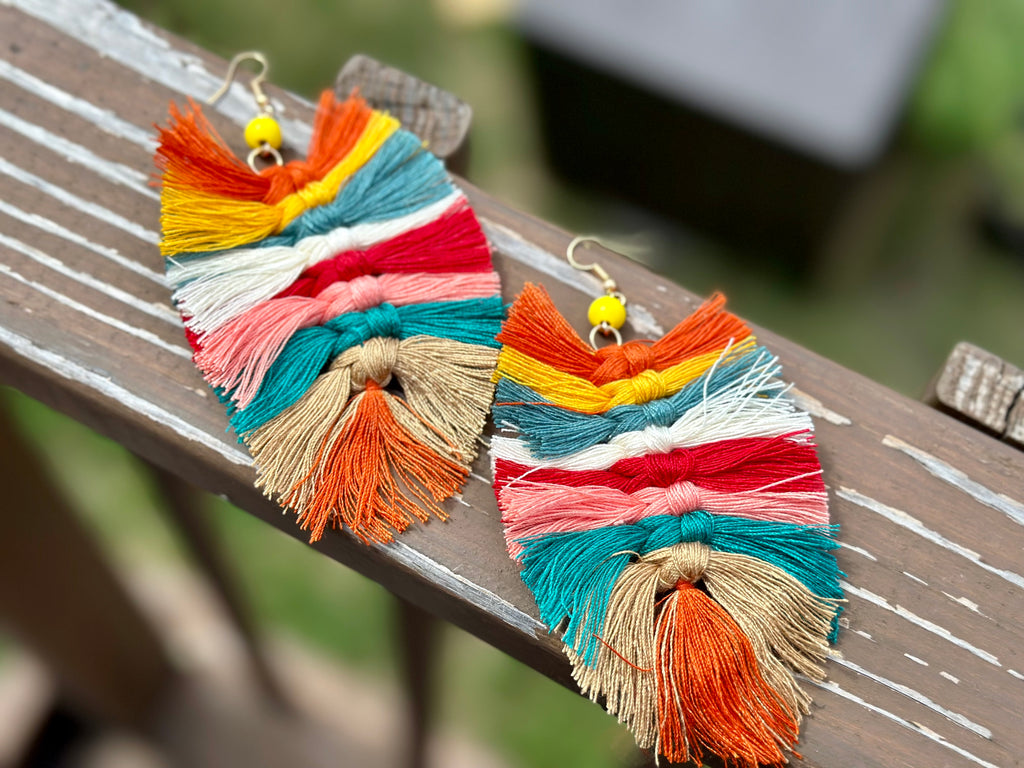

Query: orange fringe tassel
[[291, 383, 467, 544], [155, 91, 372, 206], [497, 283, 751, 386], [655, 583, 799, 767]]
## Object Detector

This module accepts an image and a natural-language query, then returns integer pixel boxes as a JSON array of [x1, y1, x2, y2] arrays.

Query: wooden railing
[[1, 2, 1022, 766]]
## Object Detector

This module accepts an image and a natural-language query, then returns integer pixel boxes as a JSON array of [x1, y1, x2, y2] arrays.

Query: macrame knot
[[295, 177, 338, 213], [362, 303, 402, 339], [635, 396, 680, 429], [327, 304, 402, 357], [625, 369, 668, 405], [302, 283, 347, 324], [632, 426, 676, 457], [593, 341, 658, 384], [284, 197, 342, 241], [280, 259, 342, 298], [643, 542, 709, 590], [329, 250, 373, 283], [298, 229, 349, 268], [349, 337, 400, 389], [640, 510, 714, 551], [638, 448, 694, 486], [675, 510, 714, 546], [662, 480, 703, 515], [265, 162, 321, 199], [344, 274, 386, 312]]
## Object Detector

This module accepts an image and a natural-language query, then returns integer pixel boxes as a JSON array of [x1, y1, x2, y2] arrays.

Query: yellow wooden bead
[[244, 116, 282, 150], [588, 295, 627, 329]]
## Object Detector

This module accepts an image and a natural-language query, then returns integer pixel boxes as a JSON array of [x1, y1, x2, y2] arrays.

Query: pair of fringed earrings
[[155, 53, 842, 767]]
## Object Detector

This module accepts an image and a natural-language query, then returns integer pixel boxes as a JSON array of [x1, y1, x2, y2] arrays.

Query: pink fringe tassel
[[499, 481, 829, 559], [195, 271, 501, 406]]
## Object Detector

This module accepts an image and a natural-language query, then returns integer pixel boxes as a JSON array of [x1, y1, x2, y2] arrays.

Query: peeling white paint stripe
[[943, 592, 987, 617], [0, 324, 249, 465], [789, 387, 852, 426], [0, 261, 189, 359], [809, 679, 999, 768], [1009, 669, 1024, 681], [883, 434, 1024, 528], [838, 486, 1024, 590], [479, 219, 666, 338], [0, 58, 154, 149], [386, 541, 542, 636], [0, 232, 177, 325], [11, 0, 314, 145], [904, 653, 929, 667], [0, 106, 157, 199], [0, 156, 159, 244], [838, 541, 877, 561], [903, 571, 928, 586], [833, 657, 990, 738], [940, 671, 960, 684], [0, 199, 165, 285], [842, 581, 1001, 667]]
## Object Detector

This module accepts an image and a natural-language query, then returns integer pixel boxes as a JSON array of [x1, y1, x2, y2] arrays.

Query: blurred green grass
[[4, 0, 1024, 765]]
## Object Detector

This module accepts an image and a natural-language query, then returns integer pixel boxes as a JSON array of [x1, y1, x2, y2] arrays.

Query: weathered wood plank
[[932, 341, 1024, 448], [1, 2, 1023, 766], [335, 54, 472, 165], [1008, 394, 1024, 446]]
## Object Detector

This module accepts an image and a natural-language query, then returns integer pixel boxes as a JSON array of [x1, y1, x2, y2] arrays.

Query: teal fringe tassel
[[492, 346, 782, 457], [230, 296, 505, 434], [278, 131, 454, 243], [517, 512, 843, 665]]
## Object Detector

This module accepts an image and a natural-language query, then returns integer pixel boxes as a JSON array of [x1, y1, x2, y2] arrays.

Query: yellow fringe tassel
[[160, 111, 399, 256], [496, 337, 757, 413]]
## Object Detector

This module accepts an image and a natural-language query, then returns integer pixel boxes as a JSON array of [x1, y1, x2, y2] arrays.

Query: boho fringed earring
[[155, 52, 503, 544], [491, 237, 843, 767]]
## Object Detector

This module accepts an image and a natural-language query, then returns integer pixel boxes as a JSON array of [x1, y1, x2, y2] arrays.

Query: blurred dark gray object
[[519, 0, 945, 258]]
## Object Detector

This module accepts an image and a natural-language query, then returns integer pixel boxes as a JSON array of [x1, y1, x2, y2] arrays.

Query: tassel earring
[[491, 237, 843, 767], [155, 52, 503, 544]]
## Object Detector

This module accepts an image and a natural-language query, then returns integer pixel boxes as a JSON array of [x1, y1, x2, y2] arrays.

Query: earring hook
[[207, 51, 273, 115], [206, 51, 283, 171], [566, 235, 628, 346], [567, 235, 618, 293]]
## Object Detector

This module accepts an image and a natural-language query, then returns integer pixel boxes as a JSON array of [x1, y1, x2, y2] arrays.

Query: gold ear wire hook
[[566, 236, 628, 346], [207, 51, 273, 115], [567, 236, 621, 296], [206, 51, 283, 171]]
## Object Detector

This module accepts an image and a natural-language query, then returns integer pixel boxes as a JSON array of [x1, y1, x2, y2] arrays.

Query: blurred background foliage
[[909, 0, 1024, 152], [115, 0, 1024, 394], [5, 0, 1024, 766]]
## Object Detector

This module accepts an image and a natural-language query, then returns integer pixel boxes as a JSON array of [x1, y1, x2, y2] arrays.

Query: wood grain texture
[[335, 54, 472, 162], [932, 341, 1024, 449], [1008, 395, 1024, 446], [1, 2, 1023, 766]]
